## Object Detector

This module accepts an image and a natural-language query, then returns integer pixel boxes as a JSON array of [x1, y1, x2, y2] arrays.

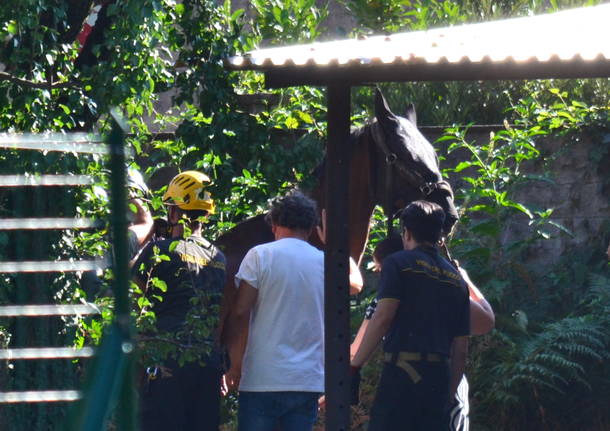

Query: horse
[[215, 88, 458, 342]]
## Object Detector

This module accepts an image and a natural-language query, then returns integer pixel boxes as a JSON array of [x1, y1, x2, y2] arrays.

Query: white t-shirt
[[235, 237, 324, 392]]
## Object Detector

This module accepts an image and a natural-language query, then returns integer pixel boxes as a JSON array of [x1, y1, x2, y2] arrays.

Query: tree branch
[[0, 71, 79, 90]]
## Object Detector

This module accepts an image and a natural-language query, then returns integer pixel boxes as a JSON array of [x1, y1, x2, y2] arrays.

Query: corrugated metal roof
[[226, 4, 610, 86]]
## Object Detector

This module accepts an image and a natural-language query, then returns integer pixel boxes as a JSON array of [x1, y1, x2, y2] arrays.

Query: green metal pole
[[107, 118, 136, 431], [66, 116, 137, 431]]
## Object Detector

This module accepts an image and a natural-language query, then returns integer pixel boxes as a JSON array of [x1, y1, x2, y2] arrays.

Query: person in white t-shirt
[[226, 189, 324, 431]]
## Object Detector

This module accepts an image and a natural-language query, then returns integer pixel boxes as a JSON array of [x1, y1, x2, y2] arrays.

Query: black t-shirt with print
[[133, 235, 225, 336], [378, 245, 469, 357]]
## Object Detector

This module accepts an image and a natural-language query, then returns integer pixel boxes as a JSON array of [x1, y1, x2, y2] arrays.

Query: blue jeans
[[238, 391, 319, 431]]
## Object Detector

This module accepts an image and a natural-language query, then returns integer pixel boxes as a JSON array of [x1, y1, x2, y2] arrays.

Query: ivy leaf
[[152, 278, 167, 293], [454, 161, 473, 172], [507, 202, 533, 219], [284, 116, 298, 129], [6, 21, 17, 35], [296, 111, 314, 124], [169, 241, 180, 252]]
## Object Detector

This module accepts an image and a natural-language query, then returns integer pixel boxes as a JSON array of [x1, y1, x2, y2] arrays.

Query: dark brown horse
[[216, 88, 458, 341]]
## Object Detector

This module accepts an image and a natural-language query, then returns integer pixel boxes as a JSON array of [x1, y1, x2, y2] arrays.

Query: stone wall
[[420, 125, 610, 268]]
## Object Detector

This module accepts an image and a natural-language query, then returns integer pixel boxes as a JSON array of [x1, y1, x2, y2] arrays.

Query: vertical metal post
[[108, 122, 130, 329], [107, 119, 136, 431], [324, 83, 351, 431], [66, 118, 136, 431]]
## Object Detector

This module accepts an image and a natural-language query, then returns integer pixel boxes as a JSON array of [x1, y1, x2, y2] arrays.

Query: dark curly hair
[[265, 189, 318, 232]]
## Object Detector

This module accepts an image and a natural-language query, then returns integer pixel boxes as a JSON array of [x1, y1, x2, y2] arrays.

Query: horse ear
[[405, 103, 417, 126], [374, 87, 396, 125]]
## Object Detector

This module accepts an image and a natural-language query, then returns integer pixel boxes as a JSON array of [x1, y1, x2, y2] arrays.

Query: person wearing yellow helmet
[[162, 170, 215, 238], [133, 170, 225, 431], [163, 170, 215, 211]]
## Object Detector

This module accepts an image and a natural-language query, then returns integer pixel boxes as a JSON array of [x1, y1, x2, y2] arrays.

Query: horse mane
[[308, 125, 368, 189]]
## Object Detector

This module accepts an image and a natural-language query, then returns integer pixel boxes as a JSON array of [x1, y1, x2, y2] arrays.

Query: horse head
[[370, 88, 459, 236]]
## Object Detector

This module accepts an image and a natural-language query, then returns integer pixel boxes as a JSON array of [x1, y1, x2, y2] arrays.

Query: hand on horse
[[224, 366, 241, 394], [316, 209, 364, 294], [220, 374, 229, 397], [318, 394, 326, 411], [316, 209, 327, 244]]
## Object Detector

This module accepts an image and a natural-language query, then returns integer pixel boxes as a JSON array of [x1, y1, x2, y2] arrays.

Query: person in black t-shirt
[[133, 171, 225, 431], [351, 200, 470, 431], [351, 231, 494, 431]]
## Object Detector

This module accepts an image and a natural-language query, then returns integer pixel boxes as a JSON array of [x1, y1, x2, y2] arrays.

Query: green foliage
[[0, 0, 179, 131], [468, 269, 610, 430], [441, 87, 607, 278], [343, 0, 604, 34], [432, 89, 610, 429], [474, 314, 610, 429], [1, 0, 330, 428], [251, 0, 328, 45], [1, 0, 609, 429]]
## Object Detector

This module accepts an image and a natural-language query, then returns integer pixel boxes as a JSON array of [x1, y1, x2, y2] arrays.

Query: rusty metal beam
[[324, 83, 352, 431]]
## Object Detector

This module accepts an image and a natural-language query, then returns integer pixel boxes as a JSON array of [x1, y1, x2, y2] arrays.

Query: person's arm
[[351, 298, 399, 367], [128, 198, 154, 248], [351, 319, 369, 359], [351, 298, 377, 358], [348, 257, 364, 295], [449, 336, 468, 399], [316, 209, 363, 295], [225, 280, 258, 391], [458, 267, 495, 335]]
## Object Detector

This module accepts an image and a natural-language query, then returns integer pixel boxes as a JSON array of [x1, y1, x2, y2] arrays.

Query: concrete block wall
[[421, 126, 610, 268]]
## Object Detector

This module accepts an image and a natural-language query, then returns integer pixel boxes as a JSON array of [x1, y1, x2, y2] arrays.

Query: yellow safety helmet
[[163, 171, 215, 213]]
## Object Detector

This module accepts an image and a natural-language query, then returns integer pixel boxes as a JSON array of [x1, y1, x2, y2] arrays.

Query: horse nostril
[[386, 153, 397, 164]]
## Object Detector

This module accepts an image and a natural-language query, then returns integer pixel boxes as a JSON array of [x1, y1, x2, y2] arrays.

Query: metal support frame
[[107, 116, 137, 431], [324, 83, 352, 431], [265, 58, 610, 88], [0, 125, 135, 429], [65, 117, 136, 431]]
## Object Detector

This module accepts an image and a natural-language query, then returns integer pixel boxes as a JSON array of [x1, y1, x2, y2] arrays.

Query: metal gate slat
[[0, 259, 107, 273], [0, 175, 94, 187], [0, 124, 136, 428], [0, 390, 82, 403], [0, 218, 100, 230], [0, 133, 106, 154], [0, 133, 103, 144], [0, 347, 95, 360], [0, 304, 100, 317]]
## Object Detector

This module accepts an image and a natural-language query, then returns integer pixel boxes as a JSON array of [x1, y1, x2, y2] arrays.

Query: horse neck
[[310, 127, 376, 264]]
